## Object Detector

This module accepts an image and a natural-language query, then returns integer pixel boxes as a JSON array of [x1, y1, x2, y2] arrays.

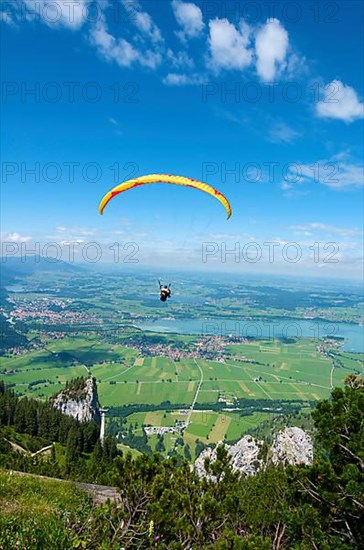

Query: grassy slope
[[0, 470, 92, 549]]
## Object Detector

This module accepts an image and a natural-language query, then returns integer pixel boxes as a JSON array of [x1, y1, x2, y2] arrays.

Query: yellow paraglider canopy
[[98, 174, 232, 219]]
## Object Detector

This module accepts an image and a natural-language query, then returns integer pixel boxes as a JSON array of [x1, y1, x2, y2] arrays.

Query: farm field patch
[[2, 336, 362, 408]]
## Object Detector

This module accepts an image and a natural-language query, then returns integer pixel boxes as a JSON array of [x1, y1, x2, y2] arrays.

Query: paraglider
[[99, 174, 231, 302], [159, 281, 171, 302], [98, 174, 232, 219]]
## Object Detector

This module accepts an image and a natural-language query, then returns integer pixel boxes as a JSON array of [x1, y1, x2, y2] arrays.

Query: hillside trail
[[6, 440, 67, 458], [4, 469, 121, 505]]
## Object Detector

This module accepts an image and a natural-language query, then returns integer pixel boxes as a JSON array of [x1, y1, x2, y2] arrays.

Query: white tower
[[100, 408, 108, 445]]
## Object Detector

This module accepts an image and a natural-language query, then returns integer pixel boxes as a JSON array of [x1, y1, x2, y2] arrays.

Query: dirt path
[[6, 441, 57, 457], [6, 440, 27, 454], [186, 359, 204, 426]]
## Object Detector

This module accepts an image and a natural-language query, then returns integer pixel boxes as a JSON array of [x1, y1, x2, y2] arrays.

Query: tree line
[[0, 380, 119, 482]]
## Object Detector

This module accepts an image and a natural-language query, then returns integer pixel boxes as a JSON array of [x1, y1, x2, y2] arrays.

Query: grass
[[98, 379, 196, 406], [117, 443, 142, 458], [224, 412, 272, 441], [0, 470, 91, 549], [2, 336, 362, 408], [120, 409, 274, 458]]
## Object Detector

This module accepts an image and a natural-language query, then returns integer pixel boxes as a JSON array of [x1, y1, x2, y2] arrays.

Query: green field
[[120, 408, 272, 458], [1, 334, 363, 456], [2, 336, 362, 405], [116, 443, 142, 458]]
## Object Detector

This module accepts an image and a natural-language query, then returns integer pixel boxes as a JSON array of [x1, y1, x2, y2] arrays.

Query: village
[[3, 296, 100, 326]]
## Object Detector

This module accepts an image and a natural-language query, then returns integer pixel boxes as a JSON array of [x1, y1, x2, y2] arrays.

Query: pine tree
[[183, 444, 191, 461]]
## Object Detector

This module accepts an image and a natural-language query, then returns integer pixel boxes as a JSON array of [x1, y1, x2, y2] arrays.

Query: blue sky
[[1, 0, 363, 279]]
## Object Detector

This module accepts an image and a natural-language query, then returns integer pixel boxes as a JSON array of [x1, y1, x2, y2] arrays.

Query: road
[[186, 359, 204, 426]]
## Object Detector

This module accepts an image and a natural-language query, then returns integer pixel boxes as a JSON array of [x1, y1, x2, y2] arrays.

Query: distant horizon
[[1, 252, 363, 285]]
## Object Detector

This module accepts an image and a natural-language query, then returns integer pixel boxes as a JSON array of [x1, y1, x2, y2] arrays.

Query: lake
[[5, 285, 26, 292], [136, 317, 364, 353]]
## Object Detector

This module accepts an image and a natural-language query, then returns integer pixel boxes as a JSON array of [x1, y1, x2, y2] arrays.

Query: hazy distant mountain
[[0, 255, 85, 277]]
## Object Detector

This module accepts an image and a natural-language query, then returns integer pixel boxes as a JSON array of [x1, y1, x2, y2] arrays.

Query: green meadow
[[122, 409, 272, 458], [2, 336, 362, 405], [1, 335, 363, 455]]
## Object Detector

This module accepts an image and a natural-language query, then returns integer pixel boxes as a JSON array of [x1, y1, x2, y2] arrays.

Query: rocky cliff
[[51, 376, 101, 424], [195, 435, 264, 480], [270, 426, 313, 466], [195, 427, 313, 479]]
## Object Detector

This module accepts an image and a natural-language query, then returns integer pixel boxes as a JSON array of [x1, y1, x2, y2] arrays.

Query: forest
[[0, 375, 363, 549]]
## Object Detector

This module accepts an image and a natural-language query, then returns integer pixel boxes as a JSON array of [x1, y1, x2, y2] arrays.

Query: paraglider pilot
[[159, 281, 171, 302]]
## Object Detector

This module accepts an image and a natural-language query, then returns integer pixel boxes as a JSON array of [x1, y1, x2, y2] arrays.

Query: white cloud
[[208, 18, 252, 72], [90, 19, 138, 66], [108, 119, 122, 135], [285, 51, 307, 78], [299, 154, 363, 190], [121, 0, 162, 43], [23, 0, 88, 29], [55, 226, 96, 237], [269, 122, 301, 144], [199, 232, 254, 241], [290, 223, 363, 237], [172, 0, 204, 39], [3, 232, 32, 243], [163, 72, 203, 85], [282, 151, 363, 191], [140, 49, 162, 69], [316, 80, 364, 122], [255, 18, 289, 81], [103, 38, 139, 67], [59, 239, 84, 246], [90, 15, 161, 69], [166, 48, 194, 69], [293, 230, 313, 237], [213, 106, 249, 125], [135, 11, 162, 42]]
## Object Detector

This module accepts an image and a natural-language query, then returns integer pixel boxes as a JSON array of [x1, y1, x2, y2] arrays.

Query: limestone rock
[[194, 427, 314, 480], [270, 427, 313, 466], [229, 435, 264, 475], [52, 376, 101, 424], [195, 435, 264, 479]]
